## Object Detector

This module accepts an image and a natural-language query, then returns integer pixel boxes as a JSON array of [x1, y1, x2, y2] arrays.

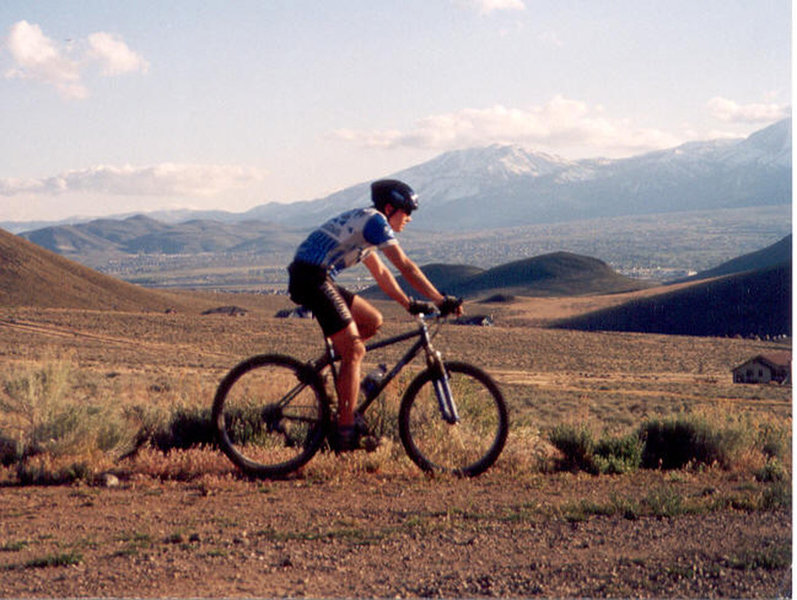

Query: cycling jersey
[[293, 208, 398, 277]]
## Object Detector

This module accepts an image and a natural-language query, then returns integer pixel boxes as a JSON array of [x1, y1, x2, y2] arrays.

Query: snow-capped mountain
[[245, 119, 791, 231], [4, 119, 790, 235]]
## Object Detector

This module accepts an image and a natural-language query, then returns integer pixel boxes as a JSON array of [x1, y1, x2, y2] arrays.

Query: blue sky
[[0, 0, 791, 222]]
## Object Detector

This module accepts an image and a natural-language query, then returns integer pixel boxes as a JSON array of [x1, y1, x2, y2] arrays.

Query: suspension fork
[[421, 321, 460, 425]]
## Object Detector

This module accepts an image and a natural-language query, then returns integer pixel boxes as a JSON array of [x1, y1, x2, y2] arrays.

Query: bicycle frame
[[312, 315, 457, 423], [213, 306, 508, 477]]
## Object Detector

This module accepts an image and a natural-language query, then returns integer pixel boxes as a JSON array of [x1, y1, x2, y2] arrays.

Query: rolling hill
[[681, 234, 792, 282], [19, 214, 302, 259], [361, 251, 650, 300], [0, 227, 205, 311], [553, 262, 791, 338]]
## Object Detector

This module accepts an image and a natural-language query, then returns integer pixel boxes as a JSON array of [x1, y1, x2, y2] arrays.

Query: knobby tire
[[398, 361, 508, 477], [212, 354, 330, 478]]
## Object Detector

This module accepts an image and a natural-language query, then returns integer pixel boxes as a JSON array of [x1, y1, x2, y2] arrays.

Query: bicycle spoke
[[213, 355, 329, 478], [400, 362, 508, 476]]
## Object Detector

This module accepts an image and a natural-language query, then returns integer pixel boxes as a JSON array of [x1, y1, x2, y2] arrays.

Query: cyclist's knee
[[351, 296, 382, 340], [348, 337, 367, 362], [359, 314, 382, 340], [332, 326, 366, 363]]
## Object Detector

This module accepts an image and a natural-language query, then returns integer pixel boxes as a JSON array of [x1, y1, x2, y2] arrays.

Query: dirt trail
[[0, 474, 790, 599], [0, 317, 235, 361]]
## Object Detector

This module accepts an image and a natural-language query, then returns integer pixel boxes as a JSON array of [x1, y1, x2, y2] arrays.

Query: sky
[[0, 0, 791, 222]]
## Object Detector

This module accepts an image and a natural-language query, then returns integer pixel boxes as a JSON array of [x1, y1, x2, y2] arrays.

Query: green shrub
[[0, 358, 137, 466], [16, 459, 92, 486], [151, 406, 216, 452], [1, 358, 72, 454], [754, 459, 788, 483], [549, 424, 596, 473], [757, 422, 790, 460], [594, 435, 643, 474], [760, 481, 791, 510], [548, 424, 642, 475], [25, 551, 83, 568], [638, 415, 745, 469]]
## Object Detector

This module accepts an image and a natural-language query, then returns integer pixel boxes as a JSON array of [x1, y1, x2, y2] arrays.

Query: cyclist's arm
[[362, 252, 414, 309], [376, 244, 447, 306]]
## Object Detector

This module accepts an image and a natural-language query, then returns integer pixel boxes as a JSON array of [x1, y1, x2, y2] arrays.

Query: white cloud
[[4, 20, 87, 99], [453, 0, 526, 15], [3, 21, 148, 99], [86, 32, 149, 76], [329, 96, 683, 158], [707, 97, 790, 123], [0, 164, 265, 197]]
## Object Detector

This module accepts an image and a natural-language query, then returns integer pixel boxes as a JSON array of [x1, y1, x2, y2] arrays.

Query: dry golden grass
[[0, 290, 790, 484]]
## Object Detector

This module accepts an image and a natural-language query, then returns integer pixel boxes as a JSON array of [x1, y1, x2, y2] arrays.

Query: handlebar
[[408, 296, 463, 318]]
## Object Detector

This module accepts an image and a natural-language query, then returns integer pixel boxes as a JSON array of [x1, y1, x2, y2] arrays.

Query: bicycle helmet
[[371, 179, 419, 215]]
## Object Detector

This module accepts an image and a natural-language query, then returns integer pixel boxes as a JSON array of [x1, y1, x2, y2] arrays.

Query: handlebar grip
[[408, 299, 438, 316], [438, 296, 463, 317]]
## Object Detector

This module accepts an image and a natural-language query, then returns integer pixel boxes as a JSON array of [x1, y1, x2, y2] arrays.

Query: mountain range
[[243, 118, 790, 232], [6, 119, 791, 239], [19, 214, 301, 259]]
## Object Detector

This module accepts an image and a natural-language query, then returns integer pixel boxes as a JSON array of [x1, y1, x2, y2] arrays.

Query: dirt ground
[[0, 470, 790, 599]]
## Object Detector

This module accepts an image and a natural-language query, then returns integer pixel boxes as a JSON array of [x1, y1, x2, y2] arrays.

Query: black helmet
[[371, 179, 418, 214]]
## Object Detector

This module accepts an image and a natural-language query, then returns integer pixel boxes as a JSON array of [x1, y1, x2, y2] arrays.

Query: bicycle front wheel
[[212, 354, 330, 478], [399, 361, 508, 477]]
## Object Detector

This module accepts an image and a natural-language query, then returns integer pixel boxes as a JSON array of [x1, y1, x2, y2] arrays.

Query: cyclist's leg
[[330, 296, 383, 427], [287, 264, 374, 433], [329, 322, 366, 428], [349, 295, 383, 341]]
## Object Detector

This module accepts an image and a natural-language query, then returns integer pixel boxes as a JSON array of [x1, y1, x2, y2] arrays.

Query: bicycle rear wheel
[[212, 354, 330, 478], [399, 361, 508, 477]]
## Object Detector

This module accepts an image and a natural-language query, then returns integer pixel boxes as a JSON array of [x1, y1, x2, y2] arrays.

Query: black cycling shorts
[[287, 261, 355, 337]]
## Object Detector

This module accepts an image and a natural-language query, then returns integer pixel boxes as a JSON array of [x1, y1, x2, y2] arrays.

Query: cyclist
[[287, 179, 462, 450]]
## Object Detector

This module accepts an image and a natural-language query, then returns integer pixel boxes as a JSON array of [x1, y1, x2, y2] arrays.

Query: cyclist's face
[[387, 207, 411, 232]]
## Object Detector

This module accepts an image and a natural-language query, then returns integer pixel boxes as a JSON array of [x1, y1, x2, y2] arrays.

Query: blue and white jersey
[[294, 208, 398, 276]]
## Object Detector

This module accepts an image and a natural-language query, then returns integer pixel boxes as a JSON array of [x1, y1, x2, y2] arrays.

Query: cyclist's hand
[[437, 295, 464, 318], [408, 299, 437, 316]]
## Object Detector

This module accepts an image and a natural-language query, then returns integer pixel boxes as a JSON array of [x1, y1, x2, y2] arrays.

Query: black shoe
[[331, 425, 359, 453], [353, 413, 370, 437]]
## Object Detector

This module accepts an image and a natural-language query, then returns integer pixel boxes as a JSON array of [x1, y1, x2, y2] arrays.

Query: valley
[[19, 204, 792, 292]]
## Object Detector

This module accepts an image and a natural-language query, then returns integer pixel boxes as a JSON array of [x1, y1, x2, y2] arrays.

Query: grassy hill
[[0, 227, 206, 312], [362, 251, 649, 300], [454, 252, 649, 297], [678, 234, 792, 282], [21, 215, 166, 255], [20, 214, 303, 258], [553, 262, 791, 338]]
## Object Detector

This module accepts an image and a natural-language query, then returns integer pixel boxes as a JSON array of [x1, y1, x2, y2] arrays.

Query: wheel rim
[[403, 365, 506, 476], [216, 359, 326, 475]]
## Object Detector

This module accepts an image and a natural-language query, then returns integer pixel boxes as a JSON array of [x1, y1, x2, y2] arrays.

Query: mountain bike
[[211, 302, 508, 478]]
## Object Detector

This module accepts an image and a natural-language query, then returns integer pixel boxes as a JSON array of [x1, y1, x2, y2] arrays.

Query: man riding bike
[[287, 179, 462, 450]]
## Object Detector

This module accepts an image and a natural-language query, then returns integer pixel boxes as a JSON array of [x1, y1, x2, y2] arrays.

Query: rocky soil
[[0, 469, 790, 598]]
